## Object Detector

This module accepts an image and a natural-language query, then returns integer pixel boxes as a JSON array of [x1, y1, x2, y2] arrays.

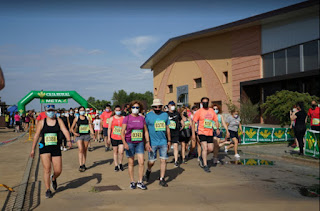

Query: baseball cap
[[168, 101, 175, 105]]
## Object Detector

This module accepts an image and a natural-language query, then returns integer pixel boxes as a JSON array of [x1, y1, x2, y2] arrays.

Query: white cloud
[[46, 46, 105, 56], [88, 49, 105, 55], [121, 35, 158, 57]]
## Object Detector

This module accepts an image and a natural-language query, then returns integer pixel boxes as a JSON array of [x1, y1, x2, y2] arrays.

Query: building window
[[303, 40, 319, 71], [222, 71, 228, 83], [194, 78, 202, 88], [263, 53, 274, 78], [287, 45, 300, 74], [274, 49, 286, 76], [154, 88, 158, 96], [167, 84, 173, 93]]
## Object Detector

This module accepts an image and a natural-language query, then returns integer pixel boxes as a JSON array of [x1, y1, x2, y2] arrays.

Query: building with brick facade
[[141, 0, 319, 120]]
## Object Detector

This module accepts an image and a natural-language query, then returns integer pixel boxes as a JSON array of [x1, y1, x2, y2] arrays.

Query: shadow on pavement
[[146, 166, 185, 186], [54, 173, 102, 194], [87, 159, 113, 170]]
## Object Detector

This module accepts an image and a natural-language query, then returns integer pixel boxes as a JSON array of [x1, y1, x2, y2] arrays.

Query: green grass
[[238, 142, 287, 146]]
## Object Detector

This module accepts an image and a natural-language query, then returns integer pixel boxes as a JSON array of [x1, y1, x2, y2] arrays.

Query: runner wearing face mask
[[144, 99, 171, 187], [225, 110, 243, 158], [192, 97, 219, 173], [212, 104, 229, 164], [188, 106, 202, 161], [70, 106, 95, 172], [167, 101, 184, 167], [100, 105, 113, 151], [122, 101, 151, 190], [30, 105, 71, 198], [108, 105, 125, 172], [75, 109, 80, 118], [180, 107, 192, 164], [69, 108, 75, 146]]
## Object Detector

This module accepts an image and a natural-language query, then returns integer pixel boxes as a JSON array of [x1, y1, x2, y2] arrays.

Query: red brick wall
[[231, 25, 262, 106]]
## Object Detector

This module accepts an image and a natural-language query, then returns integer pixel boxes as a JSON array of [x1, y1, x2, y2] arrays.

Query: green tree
[[240, 98, 259, 124], [112, 90, 153, 109], [261, 90, 319, 127], [112, 89, 128, 106], [87, 97, 111, 110]]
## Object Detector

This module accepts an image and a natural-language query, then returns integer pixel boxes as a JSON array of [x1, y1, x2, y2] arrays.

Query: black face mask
[[154, 110, 161, 114], [312, 104, 317, 109], [183, 112, 188, 118], [202, 102, 209, 108]]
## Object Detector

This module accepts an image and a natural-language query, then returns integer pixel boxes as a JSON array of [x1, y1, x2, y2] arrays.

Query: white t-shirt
[[93, 119, 101, 130]]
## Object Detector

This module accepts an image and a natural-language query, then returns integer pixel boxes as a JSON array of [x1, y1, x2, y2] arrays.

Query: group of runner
[[29, 96, 244, 198]]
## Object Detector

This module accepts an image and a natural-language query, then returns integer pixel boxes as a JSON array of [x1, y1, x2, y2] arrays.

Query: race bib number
[[44, 133, 58, 146], [312, 118, 320, 125], [212, 121, 221, 130], [131, 129, 143, 142], [79, 124, 89, 133], [113, 126, 122, 136], [169, 120, 176, 130], [184, 121, 190, 129], [155, 120, 166, 131], [106, 118, 110, 124], [204, 119, 213, 129]]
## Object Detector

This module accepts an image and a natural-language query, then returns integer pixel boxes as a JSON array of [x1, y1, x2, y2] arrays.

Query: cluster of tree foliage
[[112, 90, 153, 109], [261, 90, 319, 127], [87, 90, 153, 110]]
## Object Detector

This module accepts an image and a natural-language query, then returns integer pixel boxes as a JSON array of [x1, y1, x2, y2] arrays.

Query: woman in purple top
[[121, 101, 151, 190]]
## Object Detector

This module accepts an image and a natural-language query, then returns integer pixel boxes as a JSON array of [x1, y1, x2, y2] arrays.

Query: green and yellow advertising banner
[[242, 126, 259, 143], [304, 130, 319, 159]]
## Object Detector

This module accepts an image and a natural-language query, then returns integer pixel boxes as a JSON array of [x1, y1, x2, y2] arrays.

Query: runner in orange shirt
[[100, 104, 113, 151], [192, 97, 219, 173]]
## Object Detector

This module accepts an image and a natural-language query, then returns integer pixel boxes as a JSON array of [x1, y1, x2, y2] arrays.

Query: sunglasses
[[132, 106, 140, 109], [152, 106, 162, 109], [46, 105, 55, 109], [213, 108, 218, 110]]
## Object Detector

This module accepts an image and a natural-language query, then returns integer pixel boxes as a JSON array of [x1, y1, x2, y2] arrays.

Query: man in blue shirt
[[144, 99, 171, 187]]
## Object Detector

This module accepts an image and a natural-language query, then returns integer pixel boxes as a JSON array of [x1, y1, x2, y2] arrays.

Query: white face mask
[[200, 104, 203, 108], [132, 108, 139, 114], [170, 106, 175, 111]]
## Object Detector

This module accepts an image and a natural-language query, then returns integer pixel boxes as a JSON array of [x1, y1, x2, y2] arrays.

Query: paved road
[[1, 137, 319, 210]]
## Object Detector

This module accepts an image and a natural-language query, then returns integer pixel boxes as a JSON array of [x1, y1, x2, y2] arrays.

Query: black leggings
[[294, 128, 306, 154]]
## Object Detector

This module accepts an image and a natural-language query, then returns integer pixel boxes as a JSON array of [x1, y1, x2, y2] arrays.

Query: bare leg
[[137, 154, 144, 182], [173, 143, 179, 162], [40, 154, 52, 190], [128, 157, 135, 182], [118, 144, 124, 164], [77, 140, 85, 166], [197, 137, 201, 158], [51, 156, 62, 180], [160, 159, 167, 179], [147, 161, 155, 171], [83, 141, 90, 164], [233, 138, 239, 154], [201, 142, 208, 166], [213, 138, 219, 158], [181, 142, 186, 160], [113, 146, 118, 166]]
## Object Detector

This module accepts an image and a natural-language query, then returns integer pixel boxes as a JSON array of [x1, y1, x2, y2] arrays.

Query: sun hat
[[151, 99, 163, 106]]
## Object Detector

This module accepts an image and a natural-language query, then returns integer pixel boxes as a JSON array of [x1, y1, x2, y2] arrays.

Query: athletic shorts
[[111, 138, 123, 147], [198, 135, 213, 143], [148, 145, 168, 162], [125, 141, 144, 157], [213, 130, 222, 138], [229, 130, 239, 140], [179, 136, 190, 143], [103, 127, 108, 136], [15, 121, 21, 126], [75, 134, 91, 142], [39, 144, 61, 157], [171, 135, 180, 144]]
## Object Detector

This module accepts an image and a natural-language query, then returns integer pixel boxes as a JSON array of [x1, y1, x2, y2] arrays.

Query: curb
[[0, 132, 27, 146]]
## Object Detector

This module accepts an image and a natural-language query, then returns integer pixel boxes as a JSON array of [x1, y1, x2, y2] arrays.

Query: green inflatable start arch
[[17, 90, 88, 114]]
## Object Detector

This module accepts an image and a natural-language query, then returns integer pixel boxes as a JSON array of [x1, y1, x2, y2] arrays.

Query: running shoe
[[50, 175, 57, 191], [137, 182, 147, 190], [63, 147, 67, 151], [224, 147, 228, 154], [234, 154, 240, 158], [45, 189, 53, 198], [114, 166, 119, 172], [60, 146, 63, 151], [203, 166, 211, 173], [79, 165, 86, 172], [105, 147, 109, 152], [293, 147, 299, 151], [174, 161, 179, 168], [88, 147, 93, 152], [119, 164, 124, 171], [181, 159, 187, 164], [198, 156, 204, 168], [159, 178, 168, 187], [144, 170, 151, 182], [130, 182, 136, 189], [213, 158, 220, 164]]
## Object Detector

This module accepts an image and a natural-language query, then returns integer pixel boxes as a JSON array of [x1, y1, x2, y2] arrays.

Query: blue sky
[[0, 0, 304, 111]]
